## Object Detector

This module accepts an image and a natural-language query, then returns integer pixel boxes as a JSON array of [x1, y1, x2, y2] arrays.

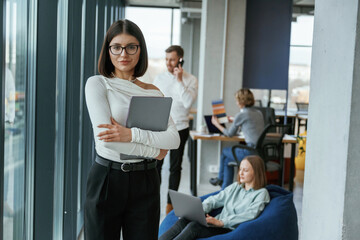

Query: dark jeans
[[159, 218, 231, 240], [84, 159, 160, 240], [157, 128, 189, 203]]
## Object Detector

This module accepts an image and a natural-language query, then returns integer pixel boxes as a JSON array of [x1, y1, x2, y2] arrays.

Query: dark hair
[[235, 88, 255, 107], [236, 155, 267, 190], [165, 45, 184, 58], [98, 19, 148, 78]]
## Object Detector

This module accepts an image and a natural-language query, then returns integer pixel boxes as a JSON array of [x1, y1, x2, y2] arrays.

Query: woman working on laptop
[[160, 155, 270, 240], [209, 89, 264, 189], [84, 20, 180, 240]]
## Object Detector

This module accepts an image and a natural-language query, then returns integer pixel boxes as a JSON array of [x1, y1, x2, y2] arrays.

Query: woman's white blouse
[[85, 75, 180, 163]]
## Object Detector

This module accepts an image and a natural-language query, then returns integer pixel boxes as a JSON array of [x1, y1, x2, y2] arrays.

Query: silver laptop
[[120, 96, 173, 160], [169, 190, 215, 227]]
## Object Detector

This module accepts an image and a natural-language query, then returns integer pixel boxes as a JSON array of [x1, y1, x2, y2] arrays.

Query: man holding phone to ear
[[154, 45, 198, 215]]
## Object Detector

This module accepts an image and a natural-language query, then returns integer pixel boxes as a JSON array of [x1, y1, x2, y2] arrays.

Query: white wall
[[223, 0, 247, 117], [301, 0, 360, 239], [181, 17, 201, 80]]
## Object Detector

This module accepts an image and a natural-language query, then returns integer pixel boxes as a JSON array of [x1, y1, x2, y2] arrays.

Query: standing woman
[[84, 20, 180, 240]]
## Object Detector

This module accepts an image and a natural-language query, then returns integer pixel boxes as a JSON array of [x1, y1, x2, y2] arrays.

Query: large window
[[125, 7, 181, 83], [252, 16, 314, 110], [288, 16, 314, 109], [0, 1, 124, 239], [3, 0, 28, 238]]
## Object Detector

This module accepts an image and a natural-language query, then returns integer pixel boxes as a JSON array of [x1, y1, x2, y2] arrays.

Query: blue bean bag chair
[[159, 185, 298, 240]]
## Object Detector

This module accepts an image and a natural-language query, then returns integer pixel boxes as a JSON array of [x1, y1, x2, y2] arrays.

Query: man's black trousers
[[156, 127, 190, 203]]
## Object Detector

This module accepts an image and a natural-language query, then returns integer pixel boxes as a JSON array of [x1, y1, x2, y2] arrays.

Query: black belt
[[95, 155, 157, 172]]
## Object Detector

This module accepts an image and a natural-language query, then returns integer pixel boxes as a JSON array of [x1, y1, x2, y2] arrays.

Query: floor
[[79, 147, 305, 240]]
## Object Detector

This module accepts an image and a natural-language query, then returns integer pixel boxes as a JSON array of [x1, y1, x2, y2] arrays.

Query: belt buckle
[[121, 163, 131, 172]]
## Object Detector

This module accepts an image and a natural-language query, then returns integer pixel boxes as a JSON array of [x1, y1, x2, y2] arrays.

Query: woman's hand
[[227, 116, 234, 123], [205, 214, 224, 227], [211, 116, 225, 133], [211, 116, 220, 127], [156, 149, 168, 160], [97, 117, 132, 142]]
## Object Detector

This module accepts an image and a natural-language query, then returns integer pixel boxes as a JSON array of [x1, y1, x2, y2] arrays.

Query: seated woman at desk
[[210, 89, 264, 189], [159, 155, 270, 240]]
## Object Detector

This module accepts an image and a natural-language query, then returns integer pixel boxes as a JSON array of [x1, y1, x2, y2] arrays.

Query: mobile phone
[[178, 58, 184, 67]]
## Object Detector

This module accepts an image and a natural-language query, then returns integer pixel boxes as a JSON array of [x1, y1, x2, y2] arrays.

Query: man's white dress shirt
[[153, 71, 198, 131]]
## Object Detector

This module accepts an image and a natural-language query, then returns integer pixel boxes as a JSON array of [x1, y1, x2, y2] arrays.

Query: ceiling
[[293, 0, 315, 5], [126, 0, 315, 14], [125, 0, 201, 8], [125, 0, 315, 20]]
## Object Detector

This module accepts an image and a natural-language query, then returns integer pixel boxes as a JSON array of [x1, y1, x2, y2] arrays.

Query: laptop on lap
[[169, 190, 216, 227]]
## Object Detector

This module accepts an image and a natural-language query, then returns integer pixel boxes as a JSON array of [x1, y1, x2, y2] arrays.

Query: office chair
[[229, 124, 291, 186], [254, 99, 263, 107], [295, 102, 309, 112], [254, 107, 276, 126]]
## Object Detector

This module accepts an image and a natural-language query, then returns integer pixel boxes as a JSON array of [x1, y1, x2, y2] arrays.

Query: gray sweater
[[223, 107, 264, 146]]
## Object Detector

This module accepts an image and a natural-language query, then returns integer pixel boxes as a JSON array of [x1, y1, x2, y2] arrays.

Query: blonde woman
[[210, 89, 264, 189]]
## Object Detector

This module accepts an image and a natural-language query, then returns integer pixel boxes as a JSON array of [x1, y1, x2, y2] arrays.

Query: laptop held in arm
[[120, 96, 173, 160]]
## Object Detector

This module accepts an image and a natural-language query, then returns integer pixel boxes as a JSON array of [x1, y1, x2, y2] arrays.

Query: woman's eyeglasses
[[109, 45, 140, 55]]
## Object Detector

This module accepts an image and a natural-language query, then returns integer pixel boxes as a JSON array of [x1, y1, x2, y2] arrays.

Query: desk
[[275, 110, 308, 135], [188, 131, 297, 196]]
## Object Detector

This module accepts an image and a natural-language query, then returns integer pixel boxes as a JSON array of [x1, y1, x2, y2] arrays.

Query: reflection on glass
[[3, 0, 27, 239]]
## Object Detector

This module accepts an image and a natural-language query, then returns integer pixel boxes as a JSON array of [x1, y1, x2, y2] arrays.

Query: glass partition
[[3, 0, 28, 239]]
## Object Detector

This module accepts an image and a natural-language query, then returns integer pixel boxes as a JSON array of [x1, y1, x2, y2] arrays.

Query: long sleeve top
[[202, 182, 270, 230], [223, 107, 264, 146], [153, 71, 198, 131], [85, 75, 180, 163]]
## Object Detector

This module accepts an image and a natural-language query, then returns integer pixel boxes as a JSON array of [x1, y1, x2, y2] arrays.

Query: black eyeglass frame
[[108, 45, 140, 55]]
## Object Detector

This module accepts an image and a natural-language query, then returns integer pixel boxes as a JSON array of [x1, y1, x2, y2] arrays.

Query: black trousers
[[84, 160, 160, 240], [157, 128, 189, 204]]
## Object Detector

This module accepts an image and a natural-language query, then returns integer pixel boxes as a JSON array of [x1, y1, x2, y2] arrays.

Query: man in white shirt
[[153, 45, 198, 214]]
